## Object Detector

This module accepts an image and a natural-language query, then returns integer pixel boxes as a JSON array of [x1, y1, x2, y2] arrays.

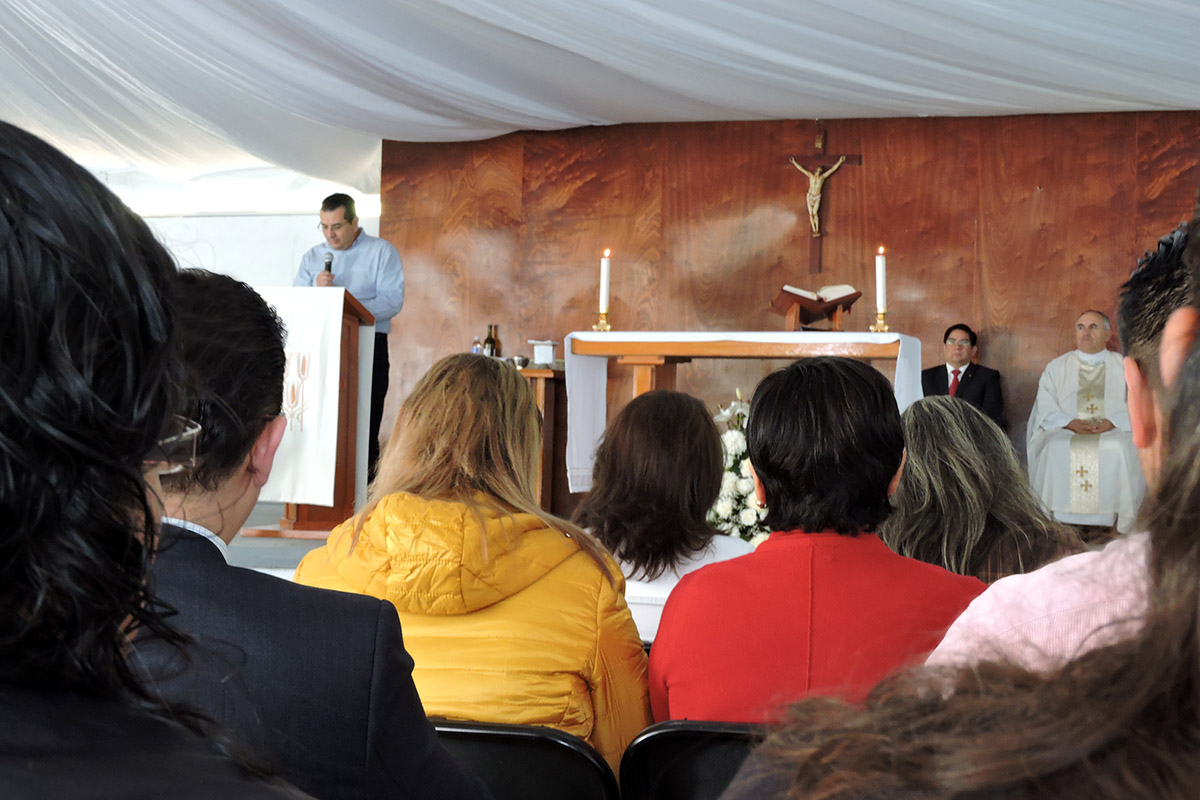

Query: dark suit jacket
[[0, 683, 309, 799], [137, 525, 492, 800], [921, 363, 1006, 428]]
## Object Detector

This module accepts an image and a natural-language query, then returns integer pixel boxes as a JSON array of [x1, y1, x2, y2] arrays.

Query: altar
[[563, 330, 922, 492]]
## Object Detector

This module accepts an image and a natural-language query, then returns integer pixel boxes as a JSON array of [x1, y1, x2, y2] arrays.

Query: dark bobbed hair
[[572, 390, 723, 580], [162, 270, 286, 493], [879, 396, 1080, 582], [0, 122, 183, 697], [1119, 223, 1191, 392], [942, 323, 977, 347], [748, 357, 903, 535], [725, 286, 1200, 800], [321, 192, 357, 222]]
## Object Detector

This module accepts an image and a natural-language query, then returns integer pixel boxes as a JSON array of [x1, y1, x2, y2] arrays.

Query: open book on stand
[[769, 284, 862, 331]]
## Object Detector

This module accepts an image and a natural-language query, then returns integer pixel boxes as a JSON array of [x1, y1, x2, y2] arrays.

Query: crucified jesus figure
[[790, 155, 846, 237]]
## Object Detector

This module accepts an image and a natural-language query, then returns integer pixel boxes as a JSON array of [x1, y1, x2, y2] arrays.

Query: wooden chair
[[432, 719, 619, 800], [619, 720, 763, 800]]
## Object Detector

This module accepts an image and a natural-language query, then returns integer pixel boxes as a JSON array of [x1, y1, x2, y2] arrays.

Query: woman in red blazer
[[649, 357, 985, 723]]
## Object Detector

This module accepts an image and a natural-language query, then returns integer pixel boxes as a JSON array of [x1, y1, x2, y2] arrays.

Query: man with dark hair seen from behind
[[137, 270, 490, 800], [294, 193, 404, 480], [920, 323, 1006, 427], [650, 357, 983, 722], [929, 224, 1191, 670]]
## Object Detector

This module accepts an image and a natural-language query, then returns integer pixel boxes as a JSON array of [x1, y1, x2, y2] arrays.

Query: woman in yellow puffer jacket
[[294, 353, 651, 774]]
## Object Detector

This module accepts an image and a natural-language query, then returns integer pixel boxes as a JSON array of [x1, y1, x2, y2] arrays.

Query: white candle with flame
[[874, 246, 887, 313], [599, 249, 611, 313]]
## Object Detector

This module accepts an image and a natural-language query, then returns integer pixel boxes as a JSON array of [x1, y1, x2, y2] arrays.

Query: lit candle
[[874, 246, 887, 313], [599, 248, 611, 313]]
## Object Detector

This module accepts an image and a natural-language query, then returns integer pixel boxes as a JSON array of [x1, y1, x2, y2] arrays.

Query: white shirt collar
[[161, 516, 229, 563], [945, 362, 969, 378], [1075, 349, 1108, 366]]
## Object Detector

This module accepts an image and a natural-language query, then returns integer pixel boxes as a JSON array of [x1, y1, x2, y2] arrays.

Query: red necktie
[[949, 368, 961, 396]]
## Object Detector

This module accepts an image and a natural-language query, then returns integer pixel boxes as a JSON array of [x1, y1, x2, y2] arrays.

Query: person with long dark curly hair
[[572, 390, 753, 642], [0, 123, 306, 798]]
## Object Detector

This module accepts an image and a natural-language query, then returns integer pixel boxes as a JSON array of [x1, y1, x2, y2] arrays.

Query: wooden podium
[[280, 291, 374, 532]]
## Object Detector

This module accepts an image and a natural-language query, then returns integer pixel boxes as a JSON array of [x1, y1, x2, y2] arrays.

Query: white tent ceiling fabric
[[2, 0, 1199, 191]]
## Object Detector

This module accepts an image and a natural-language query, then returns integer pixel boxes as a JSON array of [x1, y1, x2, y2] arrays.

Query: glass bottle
[[483, 324, 499, 357], [471, 336, 482, 355]]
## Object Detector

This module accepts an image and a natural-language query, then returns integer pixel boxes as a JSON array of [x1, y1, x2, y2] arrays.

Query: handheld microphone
[[323, 252, 333, 272]]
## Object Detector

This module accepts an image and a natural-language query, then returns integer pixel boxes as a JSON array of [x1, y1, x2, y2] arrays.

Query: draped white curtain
[[3, 0, 1199, 190]]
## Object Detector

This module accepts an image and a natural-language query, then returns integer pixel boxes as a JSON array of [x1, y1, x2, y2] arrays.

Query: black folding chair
[[432, 719, 619, 800], [619, 719, 763, 800]]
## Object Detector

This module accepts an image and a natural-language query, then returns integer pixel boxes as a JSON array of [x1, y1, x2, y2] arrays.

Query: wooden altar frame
[[520, 367, 561, 510], [570, 337, 902, 399]]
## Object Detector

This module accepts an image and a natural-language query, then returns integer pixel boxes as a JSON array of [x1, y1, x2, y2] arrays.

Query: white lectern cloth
[[564, 331, 921, 493], [257, 287, 373, 507]]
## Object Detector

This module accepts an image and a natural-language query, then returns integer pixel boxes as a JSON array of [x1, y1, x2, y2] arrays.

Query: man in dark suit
[[138, 270, 491, 800], [920, 323, 1006, 428]]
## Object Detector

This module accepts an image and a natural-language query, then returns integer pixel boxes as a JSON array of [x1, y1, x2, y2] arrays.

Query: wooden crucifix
[[789, 130, 861, 273]]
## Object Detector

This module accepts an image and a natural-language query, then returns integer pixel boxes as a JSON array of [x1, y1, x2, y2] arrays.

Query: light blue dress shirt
[[294, 231, 405, 334]]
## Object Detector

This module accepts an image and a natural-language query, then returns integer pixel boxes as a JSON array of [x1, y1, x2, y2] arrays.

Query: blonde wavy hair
[[359, 353, 613, 579]]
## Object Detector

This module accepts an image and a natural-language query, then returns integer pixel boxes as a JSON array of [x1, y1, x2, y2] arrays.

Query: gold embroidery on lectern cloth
[[1068, 360, 1106, 514]]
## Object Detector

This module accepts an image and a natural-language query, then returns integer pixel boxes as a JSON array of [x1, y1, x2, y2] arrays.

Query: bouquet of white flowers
[[707, 390, 770, 546]]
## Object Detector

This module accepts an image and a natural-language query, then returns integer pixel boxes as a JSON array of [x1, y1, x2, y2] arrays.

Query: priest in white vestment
[[1026, 310, 1145, 533]]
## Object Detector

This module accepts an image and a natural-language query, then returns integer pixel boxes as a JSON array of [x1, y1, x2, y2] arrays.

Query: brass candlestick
[[592, 311, 612, 332], [868, 310, 890, 332]]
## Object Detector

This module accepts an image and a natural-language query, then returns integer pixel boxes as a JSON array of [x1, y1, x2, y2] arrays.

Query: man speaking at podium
[[295, 193, 404, 480]]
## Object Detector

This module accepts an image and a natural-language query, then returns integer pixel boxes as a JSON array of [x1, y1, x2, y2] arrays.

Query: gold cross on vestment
[[1086, 403, 1099, 415], [1080, 480, 1094, 492], [1082, 392, 1096, 401], [1075, 465, 1089, 479]]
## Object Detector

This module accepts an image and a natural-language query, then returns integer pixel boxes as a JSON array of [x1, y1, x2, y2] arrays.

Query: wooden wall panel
[[859, 117, 983, 343], [977, 114, 1138, 444], [1134, 112, 1200, 249], [380, 111, 1200, 467]]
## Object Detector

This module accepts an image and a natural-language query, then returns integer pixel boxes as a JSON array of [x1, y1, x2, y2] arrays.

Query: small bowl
[[510, 355, 530, 369]]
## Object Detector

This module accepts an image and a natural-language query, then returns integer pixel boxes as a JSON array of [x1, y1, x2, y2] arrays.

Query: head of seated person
[[572, 390, 724, 581], [747, 356, 902, 536], [367, 352, 606, 565], [0, 121, 184, 697], [878, 396, 1081, 582], [0, 125, 304, 795], [159, 270, 287, 538]]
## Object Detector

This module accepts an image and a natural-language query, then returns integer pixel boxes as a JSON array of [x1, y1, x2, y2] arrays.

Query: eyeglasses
[[318, 222, 349, 233], [143, 415, 202, 475], [945, 338, 972, 347]]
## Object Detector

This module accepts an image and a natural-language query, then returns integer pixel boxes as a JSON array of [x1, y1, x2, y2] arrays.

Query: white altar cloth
[[563, 330, 921, 493]]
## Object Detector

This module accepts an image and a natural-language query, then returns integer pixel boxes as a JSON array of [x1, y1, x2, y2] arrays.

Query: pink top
[[927, 532, 1149, 671]]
